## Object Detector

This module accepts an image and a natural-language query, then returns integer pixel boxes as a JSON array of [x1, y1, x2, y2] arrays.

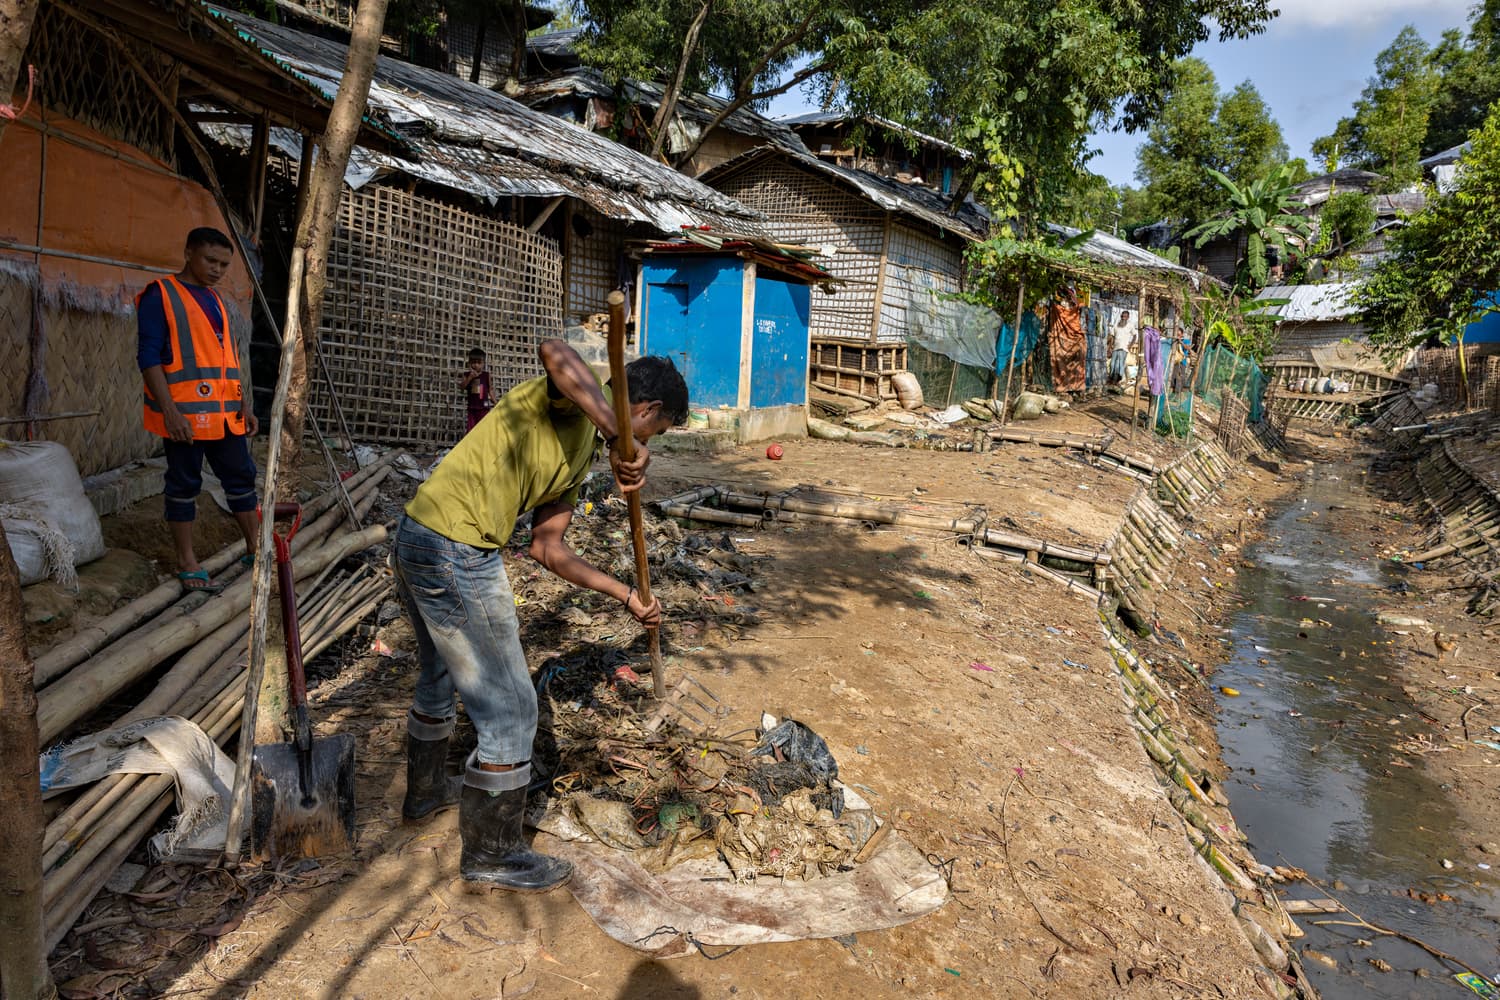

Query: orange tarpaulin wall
[[1, 107, 254, 476], [0, 109, 252, 307], [1048, 304, 1086, 393]]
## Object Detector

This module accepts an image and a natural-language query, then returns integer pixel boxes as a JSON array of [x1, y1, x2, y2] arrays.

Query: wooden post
[[869, 216, 893, 342], [225, 0, 392, 862], [998, 281, 1025, 425], [294, 135, 316, 228], [0, 525, 53, 1000], [247, 113, 269, 241], [1129, 284, 1145, 441]]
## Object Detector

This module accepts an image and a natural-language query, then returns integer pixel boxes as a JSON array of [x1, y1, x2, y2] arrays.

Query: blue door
[[750, 274, 811, 408], [642, 257, 744, 407]]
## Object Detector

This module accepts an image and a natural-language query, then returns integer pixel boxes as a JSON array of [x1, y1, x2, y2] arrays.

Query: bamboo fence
[[311, 184, 562, 449]]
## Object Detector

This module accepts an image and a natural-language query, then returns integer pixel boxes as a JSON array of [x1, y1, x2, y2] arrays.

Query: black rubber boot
[[402, 711, 462, 821], [459, 754, 572, 892]]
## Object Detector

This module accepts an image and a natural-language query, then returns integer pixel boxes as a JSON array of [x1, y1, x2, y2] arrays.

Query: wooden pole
[[998, 281, 1025, 426], [226, 0, 391, 861], [0, 524, 53, 1000], [1129, 284, 1145, 441], [605, 291, 665, 699]]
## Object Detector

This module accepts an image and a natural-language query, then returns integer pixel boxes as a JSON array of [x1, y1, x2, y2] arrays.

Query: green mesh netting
[[908, 342, 991, 405], [1150, 345, 1266, 438]]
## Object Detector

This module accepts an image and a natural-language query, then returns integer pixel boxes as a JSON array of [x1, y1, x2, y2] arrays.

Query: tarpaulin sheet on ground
[[536, 784, 948, 958]]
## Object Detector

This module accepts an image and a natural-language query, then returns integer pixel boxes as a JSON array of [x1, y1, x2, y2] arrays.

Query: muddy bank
[[36, 405, 1315, 999]]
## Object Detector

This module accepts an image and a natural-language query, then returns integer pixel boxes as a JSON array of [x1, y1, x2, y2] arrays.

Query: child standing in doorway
[[461, 347, 495, 433]]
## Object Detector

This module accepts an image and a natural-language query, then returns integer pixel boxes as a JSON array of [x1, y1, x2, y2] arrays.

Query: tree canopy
[[1357, 102, 1500, 358], [564, 0, 1277, 224], [1132, 58, 1291, 229], [1312, 26, 1439, 188], [1426, 1, 1500, 155]]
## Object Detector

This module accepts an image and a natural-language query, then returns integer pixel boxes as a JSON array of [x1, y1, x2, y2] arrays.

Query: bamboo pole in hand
[[605, 291, 665, 699]]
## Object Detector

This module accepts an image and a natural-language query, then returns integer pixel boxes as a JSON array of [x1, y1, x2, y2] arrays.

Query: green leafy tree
[[1358, 103, 1500, 404], [1134, 59, 1291, 228], [1313, 26, 1440, 187], [568, 0, 1276, 223], [1318, 191, 1376, 254], [1425, 2, 1500, 154], [1218, 80, 1289, 183], [1135, 58, 1223, 226], [1184, 163, 1312, 289]]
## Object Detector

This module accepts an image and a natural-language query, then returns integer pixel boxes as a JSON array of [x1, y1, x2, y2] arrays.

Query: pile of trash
[[538, 716, 878, 883]]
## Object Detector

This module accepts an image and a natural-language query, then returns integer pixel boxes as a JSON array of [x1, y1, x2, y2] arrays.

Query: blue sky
[[768, 0, 1475, 187]]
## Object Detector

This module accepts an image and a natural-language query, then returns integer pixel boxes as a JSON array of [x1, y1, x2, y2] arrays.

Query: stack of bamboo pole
[[36, 451, 405, 951]]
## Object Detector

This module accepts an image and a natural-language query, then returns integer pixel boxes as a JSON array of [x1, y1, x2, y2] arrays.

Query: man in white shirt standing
[[1109, 309, 1136, 387]]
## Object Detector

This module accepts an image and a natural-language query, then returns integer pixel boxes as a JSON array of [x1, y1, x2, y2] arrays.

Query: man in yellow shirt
[[394, 338, 686, 893]]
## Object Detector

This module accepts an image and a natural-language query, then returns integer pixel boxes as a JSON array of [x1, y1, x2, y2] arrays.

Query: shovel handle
[[605, 291, 665, 699], [259, 504, 309, 716]]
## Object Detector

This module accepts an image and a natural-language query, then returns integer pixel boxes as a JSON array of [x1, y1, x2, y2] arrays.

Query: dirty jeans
[[392, 515, 536, 765]]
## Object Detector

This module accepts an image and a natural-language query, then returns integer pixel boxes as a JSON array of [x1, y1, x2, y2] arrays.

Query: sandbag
[[1012, 391, 1046, 421], [0, 441, 106, 588], [889, 372, 924, 411]]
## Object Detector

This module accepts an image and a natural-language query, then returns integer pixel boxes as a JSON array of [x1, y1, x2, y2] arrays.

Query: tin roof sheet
[[203, 6, 768, 234]]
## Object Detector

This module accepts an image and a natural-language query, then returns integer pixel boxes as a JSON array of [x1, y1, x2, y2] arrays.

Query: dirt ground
[[45, 395, 1495, 1000]]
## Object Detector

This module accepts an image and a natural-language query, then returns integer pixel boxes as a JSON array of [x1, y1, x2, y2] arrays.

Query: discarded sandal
[[178, 569, 224, 593], [239, 554, 256, 568]]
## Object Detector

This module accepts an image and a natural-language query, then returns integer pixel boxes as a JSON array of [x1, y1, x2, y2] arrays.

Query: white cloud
[[1270, 0, 1469, 29]]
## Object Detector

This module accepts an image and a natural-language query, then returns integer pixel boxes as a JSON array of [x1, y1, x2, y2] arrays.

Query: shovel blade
[[249, 733, 357, 862]]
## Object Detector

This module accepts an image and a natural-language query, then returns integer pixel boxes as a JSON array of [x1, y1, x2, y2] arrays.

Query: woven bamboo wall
[[0, 267, 161, 476], [23, 5, 175, 164], [879, 223, 964, 344], [713, 162, 885, 341], [1415, 344, 1498, 406], [313, 185, 561, 449], [565, 207, 626, 326]]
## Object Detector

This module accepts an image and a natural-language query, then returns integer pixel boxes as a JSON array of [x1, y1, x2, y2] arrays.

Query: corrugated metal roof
[[1250, 282, 1363, 322], [201, 7, 769, 235], [516, 68, 808, 154], [1421, 142, 1470, 168], [702, 147, 991, 241], [1045, 224, 1218, 289]]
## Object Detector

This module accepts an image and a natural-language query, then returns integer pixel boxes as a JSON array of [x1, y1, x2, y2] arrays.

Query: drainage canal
[[1214, 462, 1500, 997]]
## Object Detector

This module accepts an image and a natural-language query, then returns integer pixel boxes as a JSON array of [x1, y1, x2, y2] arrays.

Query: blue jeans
[[392, 515, 536, 765]]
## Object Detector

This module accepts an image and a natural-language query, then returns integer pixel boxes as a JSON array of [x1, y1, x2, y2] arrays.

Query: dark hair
[[625, 355, 689, 426], [468, 347, 486, 362], [186, 227, 233, 253]]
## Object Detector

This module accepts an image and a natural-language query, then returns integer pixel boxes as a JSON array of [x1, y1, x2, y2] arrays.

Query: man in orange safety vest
[[137, 227, 260, 593]]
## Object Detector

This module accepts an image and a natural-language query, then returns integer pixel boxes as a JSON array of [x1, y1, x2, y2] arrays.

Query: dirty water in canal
[[1214, 462, 1500, 998]]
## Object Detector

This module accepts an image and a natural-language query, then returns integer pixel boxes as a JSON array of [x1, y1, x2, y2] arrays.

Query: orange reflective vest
[[138, 276, 246, 440]]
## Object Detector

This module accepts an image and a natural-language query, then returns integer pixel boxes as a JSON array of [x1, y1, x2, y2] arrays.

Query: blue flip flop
[[179, 569, 225, 594]]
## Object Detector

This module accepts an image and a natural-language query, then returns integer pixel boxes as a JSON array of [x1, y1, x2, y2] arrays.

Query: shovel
[[606, 290, 666, 699], [248, 502, 357, 861]]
